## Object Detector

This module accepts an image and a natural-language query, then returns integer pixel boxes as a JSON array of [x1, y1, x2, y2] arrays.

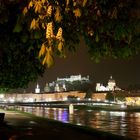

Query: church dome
[[108, 76, 115, 83]]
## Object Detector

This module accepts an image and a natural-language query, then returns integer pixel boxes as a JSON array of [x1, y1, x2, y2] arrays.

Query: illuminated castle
[[43, 74, 90, 93], [57, 74, 89, 82]]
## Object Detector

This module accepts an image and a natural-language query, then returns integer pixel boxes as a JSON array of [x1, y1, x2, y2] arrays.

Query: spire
[[35, 83, 40, 93], [37, 83, 39, 88]]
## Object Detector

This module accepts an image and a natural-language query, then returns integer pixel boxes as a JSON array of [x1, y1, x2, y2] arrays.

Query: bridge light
[[63, 97, 67, 101], [77, 98, 80, 101]]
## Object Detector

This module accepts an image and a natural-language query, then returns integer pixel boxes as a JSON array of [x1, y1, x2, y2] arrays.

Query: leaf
[[110, 7, 117, 19], [41, 23, 46, 29], [41, 0, 46, 4], [43, 47, 54, 67], [34, 31, 41, 39], [46, 52, 54, 67], [42, 55, 47, 65], [55, 7, 62, 23], [73, 2, 77, 7], [66, 0, 69, 6], [73, 8, 81, 18], [95, 34, 99, 42], [39, 43, 46, 57], [97, 10, 101, 17], [56, 27, 63, 40], [127, 34, 132, 44], [30, 18, 36, 29], [21, 34, 28, 43], [46, 22, 53, 38], [28, 1, 33, 9], [34, 1, 42, 13], [22, 7, 28, 15], [30, 18, 39, 30], [47, 5, 52, 16], [82, 0, 87, 7], [58, 41, 63, 52], [13, 22, 22, 33]]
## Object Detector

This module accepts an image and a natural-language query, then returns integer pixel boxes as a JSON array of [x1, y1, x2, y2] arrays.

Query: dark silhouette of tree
[[0, 0, 45, 89]]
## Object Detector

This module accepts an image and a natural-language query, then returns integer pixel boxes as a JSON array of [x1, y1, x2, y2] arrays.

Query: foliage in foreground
[[0, 0, 140, 89], [22, 0, 140, 65], [0, 0, 45, 89]]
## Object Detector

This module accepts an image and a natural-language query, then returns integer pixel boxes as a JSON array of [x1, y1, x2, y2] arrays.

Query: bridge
[[0, 99, 118, 108]]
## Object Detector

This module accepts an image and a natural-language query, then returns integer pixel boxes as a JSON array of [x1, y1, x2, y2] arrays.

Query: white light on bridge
[[63, 97, 67, 101], [77, 98, 80, 101]]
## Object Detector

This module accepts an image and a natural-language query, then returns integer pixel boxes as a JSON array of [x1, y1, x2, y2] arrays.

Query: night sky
[[26, 39, 140, 92]]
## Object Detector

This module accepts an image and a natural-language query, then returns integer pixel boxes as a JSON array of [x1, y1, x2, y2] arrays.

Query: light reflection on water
[[22, 107, 140, 140]]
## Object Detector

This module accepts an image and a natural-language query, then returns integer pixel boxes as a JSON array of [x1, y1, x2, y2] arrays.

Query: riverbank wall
[[1, 91, 86, 102]]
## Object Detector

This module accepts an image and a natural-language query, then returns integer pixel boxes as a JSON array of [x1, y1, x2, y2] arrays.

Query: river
[[21, 107, 140, 140]]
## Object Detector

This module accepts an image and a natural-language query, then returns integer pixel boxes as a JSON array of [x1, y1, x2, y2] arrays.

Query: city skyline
[[25, 41, 140, 92]]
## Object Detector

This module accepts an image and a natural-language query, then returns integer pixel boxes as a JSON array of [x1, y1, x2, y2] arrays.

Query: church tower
[[44, 83, 50, 92], [107, 76, 116, 91], [35, 83, 40, 93]]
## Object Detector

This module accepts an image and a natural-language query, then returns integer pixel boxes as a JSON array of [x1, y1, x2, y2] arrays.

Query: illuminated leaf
[[73, 8, 81, 18], [55, 7, 62, 23], [42, 55, 47, 65], [39, 43, 46, 57], [30, 18, 36, 29], [56, 27, 63, 40], [66, 0, 69, 6], [58, 41, 63, 52], [30, 18, 39, 30], [22, 7, 28, 15], [47, 5, 52, 16], [46, 22, 53, 38], [39, 15, 45, 20], [42, 46, 54, 67], [34, 1, 42, 13], [41, 23, 46, 29], [46, 52, 54, 67], [41, 0, 46, 4], [28, 1, 33, 9], [73, 2, 77, 7], [82, 0, 87, 7]]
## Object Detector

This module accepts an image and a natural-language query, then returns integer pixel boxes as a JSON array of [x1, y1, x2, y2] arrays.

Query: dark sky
[[26, 39, 140, 92]]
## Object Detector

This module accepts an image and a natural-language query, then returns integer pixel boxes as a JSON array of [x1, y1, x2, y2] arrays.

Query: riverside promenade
[[0, 109, 132, 140]]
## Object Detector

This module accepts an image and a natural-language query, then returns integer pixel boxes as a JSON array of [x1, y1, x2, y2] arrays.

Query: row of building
[[35, 75, 121, 93], [1, 90, 140, 106], [0, 74, 140, 106], [35, 74, 90, 93]]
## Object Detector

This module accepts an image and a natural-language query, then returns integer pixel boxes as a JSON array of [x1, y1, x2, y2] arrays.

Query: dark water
[[22, 107, 140, 140]]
